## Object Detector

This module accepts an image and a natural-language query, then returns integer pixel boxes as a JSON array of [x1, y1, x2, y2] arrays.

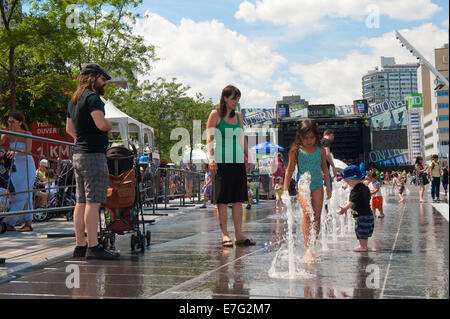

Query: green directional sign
[[408, 93, 423, 108]]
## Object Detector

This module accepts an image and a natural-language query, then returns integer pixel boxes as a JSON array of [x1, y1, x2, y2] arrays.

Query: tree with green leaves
[[112, 77, 215, 161], [0, 0, 156, 129]]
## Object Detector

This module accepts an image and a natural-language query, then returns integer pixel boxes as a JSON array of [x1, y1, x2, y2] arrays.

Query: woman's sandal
[[235, 238, 256, 246], [222, 240, 234, 248], [6, 225, 16, 232], [17, 225, 33, 232]]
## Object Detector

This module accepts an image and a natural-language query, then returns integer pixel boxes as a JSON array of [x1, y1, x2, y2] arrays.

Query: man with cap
[[338, 165, 375, 253], [66, 63, 119, 260]]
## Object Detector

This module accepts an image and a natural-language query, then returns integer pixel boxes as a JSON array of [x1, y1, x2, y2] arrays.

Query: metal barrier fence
[[0, 129, 77, 225], [0, 129, 210, 231]]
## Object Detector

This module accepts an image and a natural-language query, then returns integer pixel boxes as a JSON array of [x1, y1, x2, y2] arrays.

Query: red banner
[[30, 122, 74, 162]]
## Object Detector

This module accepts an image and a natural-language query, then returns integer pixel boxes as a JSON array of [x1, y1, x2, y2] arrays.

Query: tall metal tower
[[395, 30, 449, 89]]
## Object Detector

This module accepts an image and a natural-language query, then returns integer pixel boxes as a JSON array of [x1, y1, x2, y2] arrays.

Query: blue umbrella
[[250, 142, 286, 154]]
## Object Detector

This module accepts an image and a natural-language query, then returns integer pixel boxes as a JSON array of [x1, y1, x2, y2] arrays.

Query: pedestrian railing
[[0, 129, 76, 225], [0, 129, 210, 231]]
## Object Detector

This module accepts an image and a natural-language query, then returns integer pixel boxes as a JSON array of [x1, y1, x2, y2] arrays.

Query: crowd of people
[[2, 65, 449, 265]]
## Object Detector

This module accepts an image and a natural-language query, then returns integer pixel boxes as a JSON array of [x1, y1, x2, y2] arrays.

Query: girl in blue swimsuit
[[283, 119, 331, 263]]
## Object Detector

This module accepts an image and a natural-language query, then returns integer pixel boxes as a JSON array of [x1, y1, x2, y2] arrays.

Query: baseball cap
[[139, 155, 149, 164], [39, 159, 49, 168], [343, 165, 364, 180], [81, 63, 112, 81]]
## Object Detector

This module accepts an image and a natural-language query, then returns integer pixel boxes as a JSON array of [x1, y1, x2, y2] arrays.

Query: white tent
[[102, 98, 154, 154]]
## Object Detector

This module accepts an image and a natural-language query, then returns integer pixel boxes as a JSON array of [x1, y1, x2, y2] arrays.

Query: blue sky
[[132, 0, 448, 107]]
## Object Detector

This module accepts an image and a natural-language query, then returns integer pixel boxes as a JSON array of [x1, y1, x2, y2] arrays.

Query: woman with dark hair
[[415, 156, 428, 203], [206, 85, 255, 248], [283, 119, 331, 263], [0, 111, 36, 232]]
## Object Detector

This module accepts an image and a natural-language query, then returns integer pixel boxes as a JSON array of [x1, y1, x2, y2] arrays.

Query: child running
[[368, 172, 384, 218], [200, 163, 212, 208], [338, 166, 374, 253], [274, 177, 284, 211], [392, 172, 405, 203], [283, 119, 331, 263]]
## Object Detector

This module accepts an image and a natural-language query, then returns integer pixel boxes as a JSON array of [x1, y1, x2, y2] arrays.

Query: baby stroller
[[98, 145, 151, 252]]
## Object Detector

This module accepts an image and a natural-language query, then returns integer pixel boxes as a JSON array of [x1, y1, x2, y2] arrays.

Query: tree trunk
[[8, 46, 16, 112]]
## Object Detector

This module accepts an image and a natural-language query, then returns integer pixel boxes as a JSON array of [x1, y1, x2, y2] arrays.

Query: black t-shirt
[[321, 137, 332, 169], [67, 90, 108, 154], [349, 182, 372, 217]]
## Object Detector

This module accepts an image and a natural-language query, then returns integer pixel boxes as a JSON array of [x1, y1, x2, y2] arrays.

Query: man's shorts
[[354, 214, 374, 240], [73, 153, 109, 204], [371, 196, 383, 211]]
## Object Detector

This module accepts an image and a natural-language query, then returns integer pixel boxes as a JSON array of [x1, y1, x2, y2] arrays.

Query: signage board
[[307, 104, 335, 118], [408, 93, 423, 108]]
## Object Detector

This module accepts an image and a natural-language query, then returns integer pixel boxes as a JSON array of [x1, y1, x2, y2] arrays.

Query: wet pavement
[[0, 185, 448, 299]]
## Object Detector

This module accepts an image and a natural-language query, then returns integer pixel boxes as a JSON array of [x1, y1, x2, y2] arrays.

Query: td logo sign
[[408, 94, 423, 108]]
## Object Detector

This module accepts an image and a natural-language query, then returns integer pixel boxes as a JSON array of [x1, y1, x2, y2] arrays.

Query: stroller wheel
[[33, 212, 48, 223], [131, 234, 138, 251], [66, 210, 74, 222], [139, 234, 145, 253], [145, 230, 151, 246], [0, 222, 7, 234]]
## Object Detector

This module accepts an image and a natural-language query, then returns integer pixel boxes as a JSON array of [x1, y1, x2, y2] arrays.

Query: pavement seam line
[[379, 201, 407, 299], [149, 241, 280, 299]]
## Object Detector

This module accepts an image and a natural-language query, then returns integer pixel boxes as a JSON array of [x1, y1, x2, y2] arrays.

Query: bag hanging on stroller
[[104, 146, 137, 232]]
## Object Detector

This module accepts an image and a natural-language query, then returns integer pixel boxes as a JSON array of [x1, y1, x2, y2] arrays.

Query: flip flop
[[17, 225, 33, 232], [378, 215, 385, 218], [222, 240, 233, 248], [235, 238, 256, 246]]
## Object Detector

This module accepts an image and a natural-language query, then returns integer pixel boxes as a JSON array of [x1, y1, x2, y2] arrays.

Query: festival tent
[[102, 98, 155, 155]]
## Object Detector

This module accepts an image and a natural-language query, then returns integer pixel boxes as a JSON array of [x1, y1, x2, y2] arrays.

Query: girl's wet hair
[[288, 119, 321, 162], [217, 85, 241, 118]]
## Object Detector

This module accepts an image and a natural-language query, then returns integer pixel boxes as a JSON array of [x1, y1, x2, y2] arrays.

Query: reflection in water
[[213, 247, 249, 299]]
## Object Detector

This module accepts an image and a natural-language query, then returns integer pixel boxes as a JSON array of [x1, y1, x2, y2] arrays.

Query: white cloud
[[235, 0, 441, 29], [290, 22, 449, 105], [133, 12, 286, 106]]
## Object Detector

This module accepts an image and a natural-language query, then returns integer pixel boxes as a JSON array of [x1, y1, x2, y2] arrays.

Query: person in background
[[321, 129, 337, 189], [368, 172, 384, 218], [0, 111, 36, 232], [429, 154, 442, 203], [270, 152, 285, 187], [200, 163, 212, 209], [442, 166, 448, 197], [274, 176, 284, 212], [36, 159, 48, 182], [369, 163, 381, 184], [392, 172, 405, 203]]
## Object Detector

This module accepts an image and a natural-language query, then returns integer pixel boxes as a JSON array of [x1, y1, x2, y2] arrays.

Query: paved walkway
[[0, 186, 448, 299]]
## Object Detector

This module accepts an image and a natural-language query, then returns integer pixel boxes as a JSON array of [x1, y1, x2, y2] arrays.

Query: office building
[[422, 44, 449, 164], [362, 57, 419, 105]]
